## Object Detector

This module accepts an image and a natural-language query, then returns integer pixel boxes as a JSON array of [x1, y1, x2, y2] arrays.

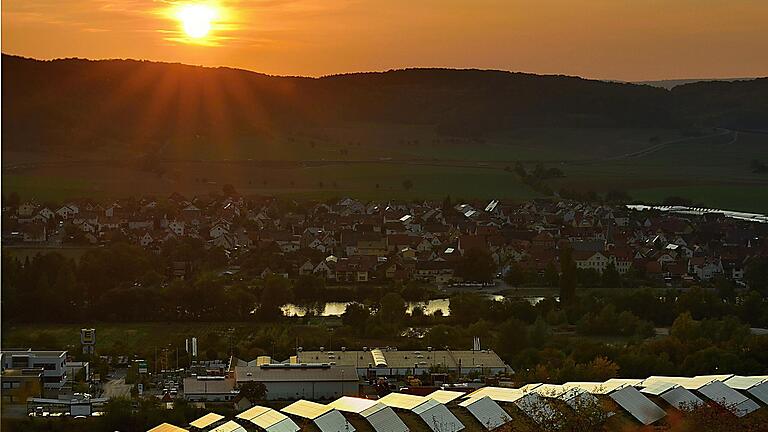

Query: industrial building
[[183, 376, 238, 402], [0, 349, 68, 390], [233, 363, 358, 401], [295, 347, 511, 377]]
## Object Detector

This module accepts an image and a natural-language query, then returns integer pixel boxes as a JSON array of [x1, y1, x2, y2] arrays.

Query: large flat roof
[[296, 349, 509, 370], [234, 364, 358, 382]]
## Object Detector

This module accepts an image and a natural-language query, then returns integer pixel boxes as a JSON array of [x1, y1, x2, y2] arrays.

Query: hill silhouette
[[2, 54, 767, 158]]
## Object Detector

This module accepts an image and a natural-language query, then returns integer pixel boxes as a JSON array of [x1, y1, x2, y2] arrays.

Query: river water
[[280, 295, 549, 317]]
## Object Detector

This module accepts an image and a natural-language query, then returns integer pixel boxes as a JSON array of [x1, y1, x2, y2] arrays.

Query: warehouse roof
[[234, 364, 358, 383], [296, 349, 509, 370]]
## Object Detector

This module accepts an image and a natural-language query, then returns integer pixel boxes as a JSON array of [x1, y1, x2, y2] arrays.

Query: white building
[[233, 364, 358, 401], [1, 349, 67, 390]]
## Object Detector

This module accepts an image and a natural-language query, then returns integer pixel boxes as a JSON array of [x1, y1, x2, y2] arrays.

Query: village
[[3, 191, 766, 288]]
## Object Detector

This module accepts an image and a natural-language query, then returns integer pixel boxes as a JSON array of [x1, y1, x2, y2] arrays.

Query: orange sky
[[3, 0, 768, 81]]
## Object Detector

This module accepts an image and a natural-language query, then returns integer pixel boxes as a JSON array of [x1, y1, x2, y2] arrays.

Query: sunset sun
[[177, 4, 217, 39]]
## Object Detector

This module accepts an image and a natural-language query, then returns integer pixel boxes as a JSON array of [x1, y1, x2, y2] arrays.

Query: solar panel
[[148, 424, 188, 432], [209, 421, 247, 432], [464, 386, 524, 403], [282, 400, 333, 420], [189, 412, 224, 429], [608, 386, 666, 425], [249, 409, 298, 432], [659, 386, 704, 411], [313, 410, 355, 432], [530, 384, 567, 398], [724, 376, 768, 404], [364, 405, 409, 432], [329, 396, 379, 414], [379, 393, 428, 410], [697, 381, 761, 417], [414, 399, 465, 432], [558, 387, 601, 410], [459, 397, 511, 430], [639, 381, 678, 396], [236, 406, 271, 421], [514, 392, 561, 425], [427, 390, 466, 404]]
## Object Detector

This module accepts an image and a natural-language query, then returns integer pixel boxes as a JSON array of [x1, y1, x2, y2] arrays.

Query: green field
[[3, 128, 767, 212]]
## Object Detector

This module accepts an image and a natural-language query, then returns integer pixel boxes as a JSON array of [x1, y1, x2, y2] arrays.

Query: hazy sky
[[3, 0, 768, 80]]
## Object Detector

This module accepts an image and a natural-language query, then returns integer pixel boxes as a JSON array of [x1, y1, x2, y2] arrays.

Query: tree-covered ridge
[[3, 55, 767, 155]]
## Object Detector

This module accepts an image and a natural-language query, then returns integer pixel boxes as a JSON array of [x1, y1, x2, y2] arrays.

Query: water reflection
[[281, 295, 552, 317]]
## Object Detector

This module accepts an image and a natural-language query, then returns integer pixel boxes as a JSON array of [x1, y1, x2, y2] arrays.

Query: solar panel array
[[329, 396, 408, 432], [458, 396, 511, 430], [147, 374, 768, 432], [281, 400, 354, 432], [236, 405, 299, 432]]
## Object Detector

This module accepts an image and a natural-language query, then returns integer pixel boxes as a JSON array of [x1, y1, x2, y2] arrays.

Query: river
[[280, 295, 550, 317]]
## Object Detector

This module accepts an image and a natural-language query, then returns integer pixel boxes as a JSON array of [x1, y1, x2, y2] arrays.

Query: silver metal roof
[[608, 386, 666, 425], [458, 396, 511, 430]]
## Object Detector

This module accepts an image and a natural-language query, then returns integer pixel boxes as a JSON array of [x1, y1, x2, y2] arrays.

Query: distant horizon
[[3, 52, 764, 84], [3, 1, 767, 82]]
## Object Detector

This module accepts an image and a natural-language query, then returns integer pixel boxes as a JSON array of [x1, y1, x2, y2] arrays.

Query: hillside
[[2, 55, 676, 156], [2, 55, 767, 211]]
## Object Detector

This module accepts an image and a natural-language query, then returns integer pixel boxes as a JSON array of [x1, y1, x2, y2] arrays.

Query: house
[[414, 260, 456, 284], [299, 260, 315, 276], [19, 223, 47, 242], [574, 251, 610, 273], [168, 220, 185, 236], [688, 257, 724, 281]]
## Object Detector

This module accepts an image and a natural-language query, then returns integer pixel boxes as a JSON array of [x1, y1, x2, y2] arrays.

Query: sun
[[177, 4, 217, 39]]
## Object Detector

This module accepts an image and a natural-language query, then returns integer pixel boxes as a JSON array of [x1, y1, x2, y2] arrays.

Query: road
[[102, 378, 132, 399]]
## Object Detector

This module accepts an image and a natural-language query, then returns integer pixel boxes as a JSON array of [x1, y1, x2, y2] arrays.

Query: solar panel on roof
[[459, 396, 511, 430], [608, 386, 666, 425], [189, 412, 224, 429]]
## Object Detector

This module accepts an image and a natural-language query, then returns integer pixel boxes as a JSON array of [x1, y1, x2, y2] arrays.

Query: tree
[[559, 248, 577, 305], [601, 263, 621, 288], [745, 256, 768, 295], [379, 292, 406, 322], [222, 184, 237, 196], [456, 248, 496, 282], [238, 381, 267, 401], [342, 303, 370, 328], [293, 275, 324, 303]]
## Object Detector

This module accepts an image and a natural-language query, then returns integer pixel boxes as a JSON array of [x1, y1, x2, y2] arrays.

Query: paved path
[[103, 378, 132, 399]]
